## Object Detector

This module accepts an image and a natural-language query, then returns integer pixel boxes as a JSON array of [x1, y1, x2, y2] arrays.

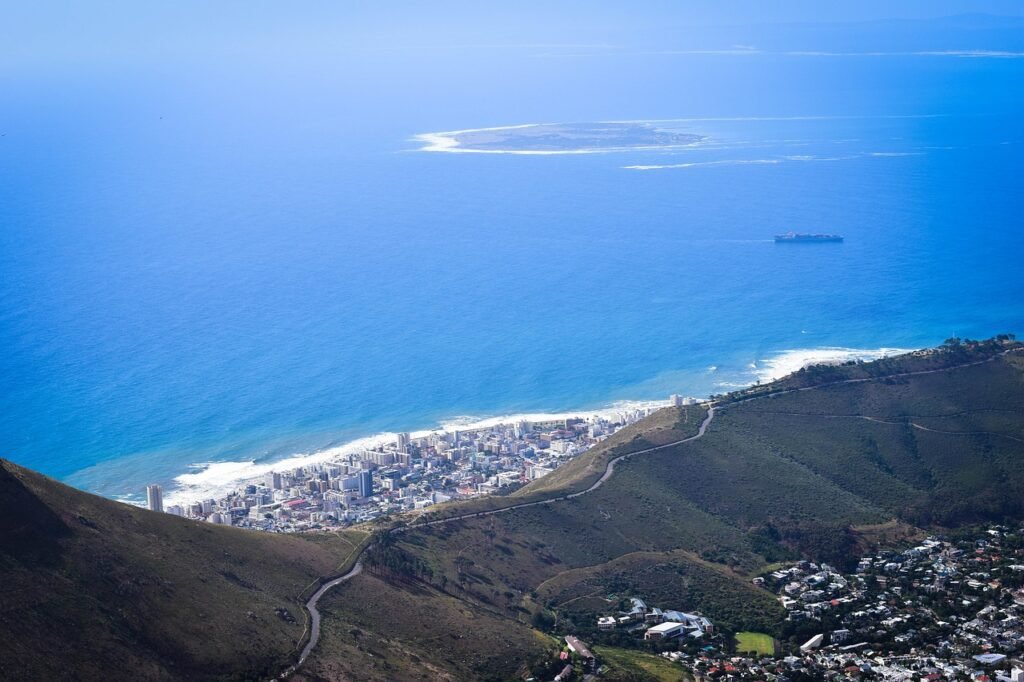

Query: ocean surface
[[2, 43, 1022, 506]]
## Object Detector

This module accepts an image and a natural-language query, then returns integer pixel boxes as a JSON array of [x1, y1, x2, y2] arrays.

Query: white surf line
[[623, 152, 918, 170], [164, 399, 671, 508], [727, 347, 1023, 407]]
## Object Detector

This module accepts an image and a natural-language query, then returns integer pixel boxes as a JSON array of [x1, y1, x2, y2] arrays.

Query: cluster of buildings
[[144, 402, 685, 532], [668, 528, 1024, 680], [593, 597, 715, 642], [554, 635, 597, 680]]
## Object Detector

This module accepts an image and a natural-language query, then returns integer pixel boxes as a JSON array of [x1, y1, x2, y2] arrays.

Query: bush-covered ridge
[[715, 334, 1019, 403], [301, 336, 1024, 678]]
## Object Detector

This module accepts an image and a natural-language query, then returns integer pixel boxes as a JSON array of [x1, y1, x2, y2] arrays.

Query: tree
[[531, 610, 555, 631]]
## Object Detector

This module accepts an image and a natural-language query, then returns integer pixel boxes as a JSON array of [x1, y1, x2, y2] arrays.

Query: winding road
[[278, 561, 363, 679], [281, 406, 717, 678], [283, 346, 1020, 677], [407, 405, 716, 527]]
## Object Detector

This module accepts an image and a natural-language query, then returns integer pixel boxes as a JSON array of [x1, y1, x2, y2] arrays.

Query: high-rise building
[[265, 471, 282, 490], [396, 432, 410, 453], [363, 449, 395, 466], [323, 490, 345, 512], [146, 484, 163, 513], [358, 470, 373, 498]]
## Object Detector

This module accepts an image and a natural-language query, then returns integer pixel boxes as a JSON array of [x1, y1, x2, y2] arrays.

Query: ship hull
[[774, 234, 843, 243]]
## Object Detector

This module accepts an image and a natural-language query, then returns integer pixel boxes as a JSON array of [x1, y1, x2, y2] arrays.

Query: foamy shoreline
[[161, 345, 910, 508], [162, 398, 669, 508], [752, 347, 910, 385], [414, 123, 555, 155]]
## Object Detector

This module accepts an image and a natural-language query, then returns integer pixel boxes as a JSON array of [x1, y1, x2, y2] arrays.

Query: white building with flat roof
[[645, 622, 686, 640], [800, 633, 824, 652]]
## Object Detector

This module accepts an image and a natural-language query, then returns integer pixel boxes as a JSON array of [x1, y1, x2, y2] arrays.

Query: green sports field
[[735, 631, 775, 655]]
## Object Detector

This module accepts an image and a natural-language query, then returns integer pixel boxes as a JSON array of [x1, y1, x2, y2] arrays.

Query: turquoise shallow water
[[1, 46, 1022, 504]]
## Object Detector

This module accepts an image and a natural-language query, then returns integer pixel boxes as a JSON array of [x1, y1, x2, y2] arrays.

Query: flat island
[[417, 121, 704, 154]]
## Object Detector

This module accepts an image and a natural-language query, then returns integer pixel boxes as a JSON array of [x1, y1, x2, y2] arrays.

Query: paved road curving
[[278, 561, 363, 679], [283, 346, 1020, 677], [408, 405, 717, 527], [282, 407, 717, 678]]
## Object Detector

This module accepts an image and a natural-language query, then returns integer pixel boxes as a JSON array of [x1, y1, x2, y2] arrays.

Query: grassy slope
[[535, 549, 783, 634], [0, 460, 353, 681], [304, 345, 1024, 680], [295, 572, 554, 682], [595, 645, 692, 681], [520, 405, 707, 500], [713, 351, 1024, 531], [735, 631, 775, 656]]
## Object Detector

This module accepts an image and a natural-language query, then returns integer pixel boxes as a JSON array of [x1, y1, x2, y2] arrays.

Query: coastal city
[[143, 396, 696, 531], [660, 528, 1024, 681], [7, 2, 1024, 680]]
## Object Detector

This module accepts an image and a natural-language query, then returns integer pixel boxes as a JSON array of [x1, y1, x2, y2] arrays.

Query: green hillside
[[301, 340, 1024, 678], [0, 460, 358, 680]]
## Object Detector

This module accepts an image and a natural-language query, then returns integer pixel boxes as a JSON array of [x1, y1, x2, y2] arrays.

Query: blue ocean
[[2, 18, 1023, 505]]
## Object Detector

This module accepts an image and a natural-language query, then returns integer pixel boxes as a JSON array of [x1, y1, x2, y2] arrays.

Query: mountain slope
[[299, 341, 1024, 679], [0, 460, 353, 681], [3, 339, 1022, 681]]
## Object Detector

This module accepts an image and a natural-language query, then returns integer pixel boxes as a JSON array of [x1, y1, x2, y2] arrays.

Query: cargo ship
[[774, 232, 844, 243]]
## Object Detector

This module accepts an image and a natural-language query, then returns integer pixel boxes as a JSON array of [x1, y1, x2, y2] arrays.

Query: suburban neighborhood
[[663, 527, 1024, 680]]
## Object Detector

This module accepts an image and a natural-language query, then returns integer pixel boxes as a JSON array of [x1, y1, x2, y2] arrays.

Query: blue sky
[[4, 0, 1024, 65]]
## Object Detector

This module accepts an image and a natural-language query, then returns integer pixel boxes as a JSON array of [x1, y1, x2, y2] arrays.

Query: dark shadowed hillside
[[0, 461, 357, 681]]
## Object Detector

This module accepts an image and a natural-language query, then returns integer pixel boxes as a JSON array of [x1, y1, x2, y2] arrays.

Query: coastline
[[161, 398, 669, 508], [157, 345, 909, 509]]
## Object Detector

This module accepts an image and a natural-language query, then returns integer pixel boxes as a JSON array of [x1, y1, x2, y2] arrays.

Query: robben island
[[146, 394, 698, 531]]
